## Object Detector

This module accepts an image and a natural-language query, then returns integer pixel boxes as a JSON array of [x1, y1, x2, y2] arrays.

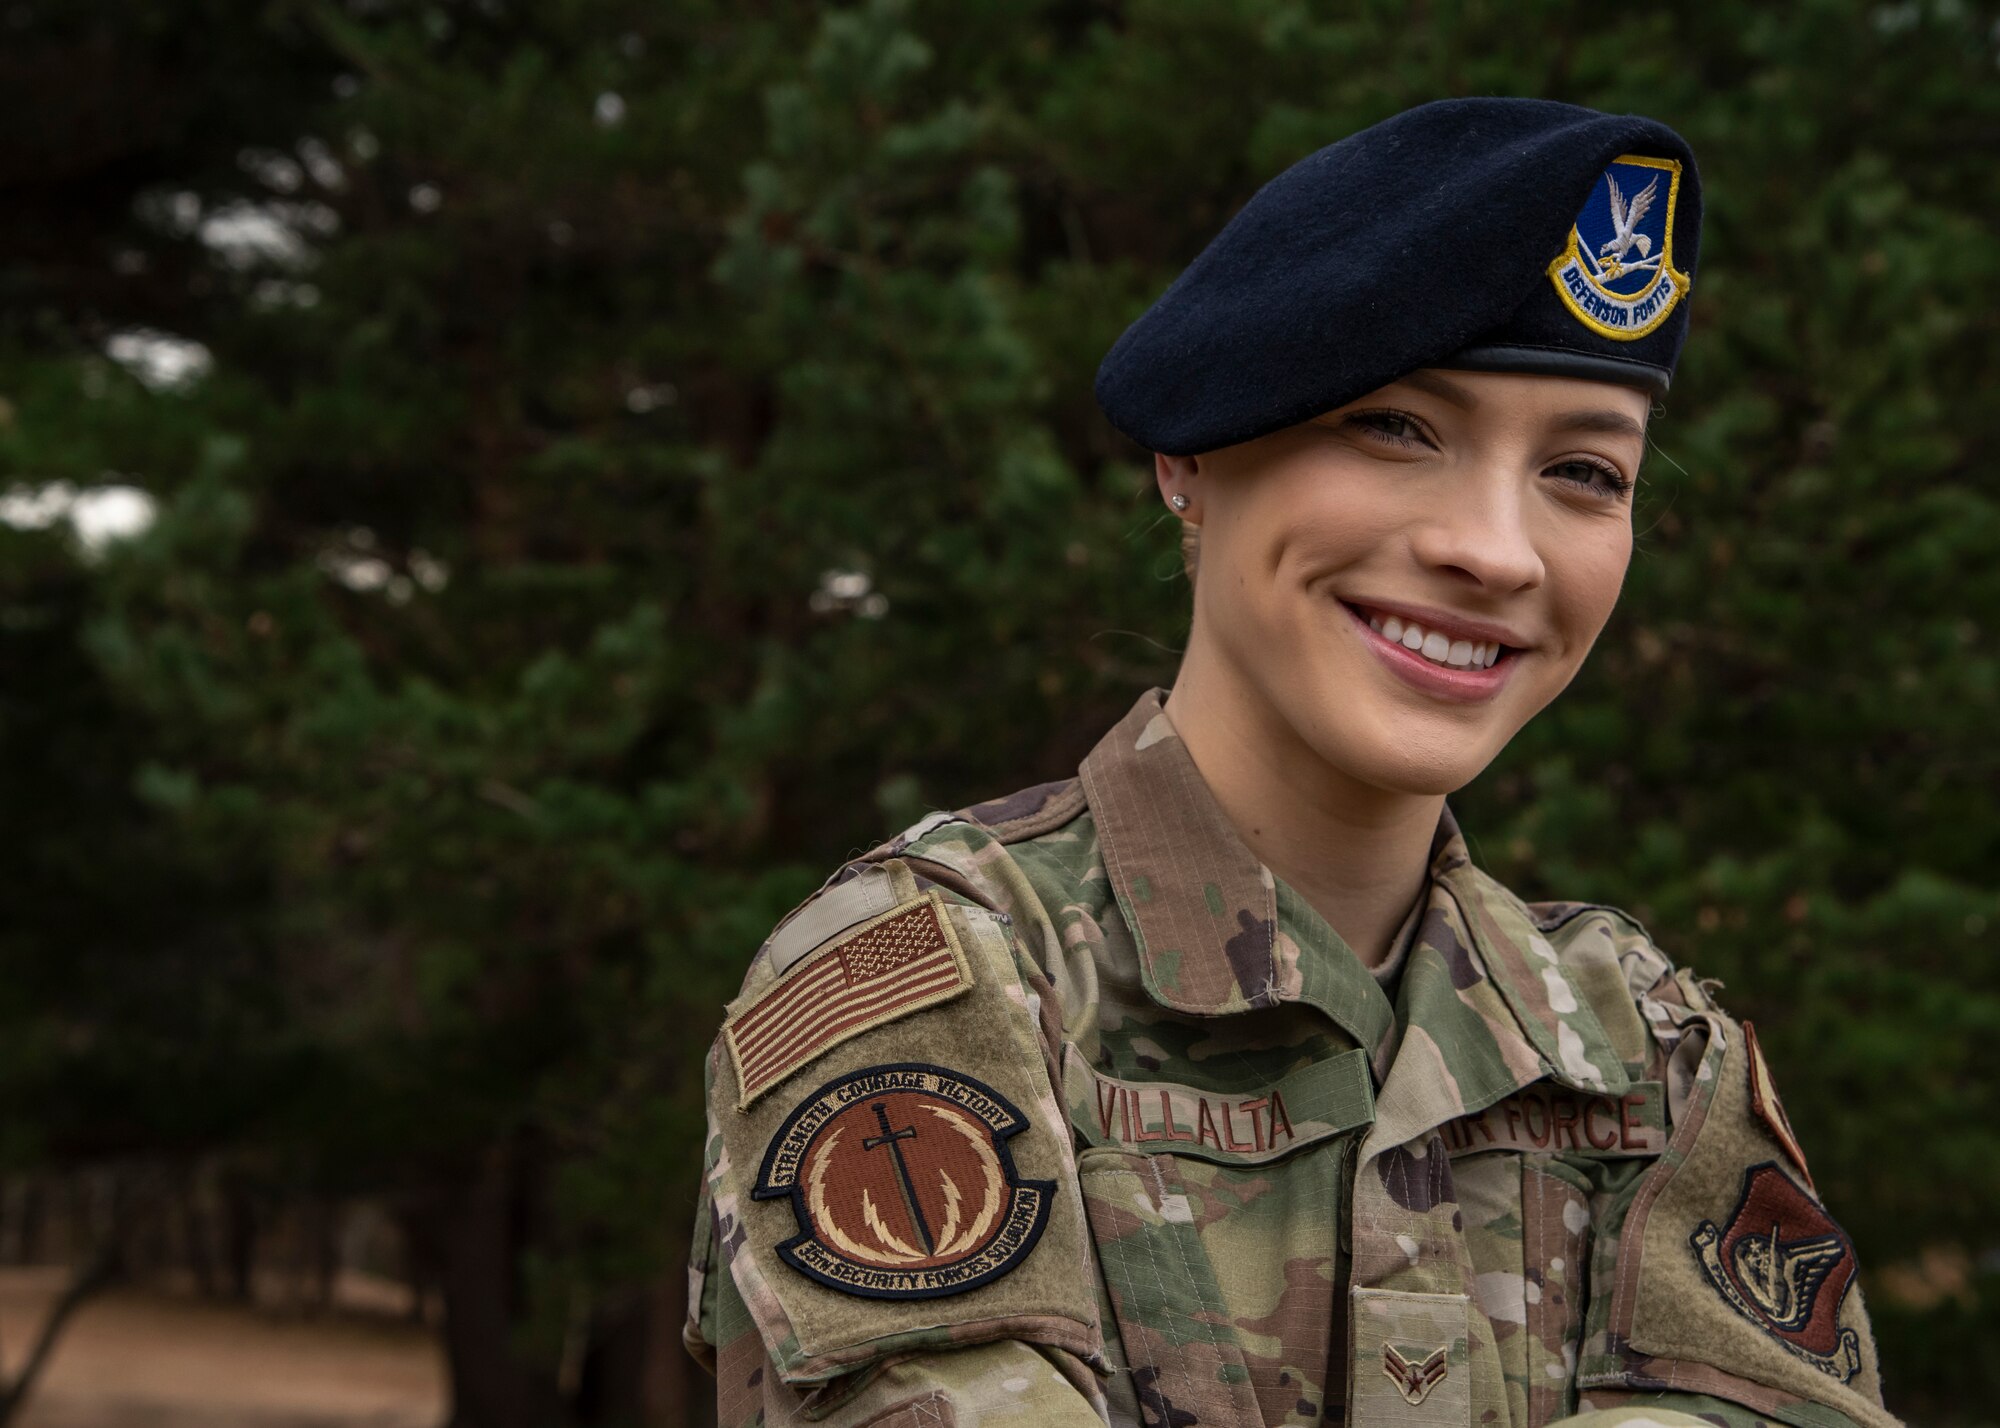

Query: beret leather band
[[1094, 97, 1701, 455], [1437, 343, 1672, 395]]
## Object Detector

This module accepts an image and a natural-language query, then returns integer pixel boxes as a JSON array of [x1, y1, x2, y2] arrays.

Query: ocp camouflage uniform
[[685, 690, 1899, 1428]]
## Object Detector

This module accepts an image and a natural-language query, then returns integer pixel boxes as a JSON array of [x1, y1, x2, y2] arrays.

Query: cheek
[[1227, 480, 1408, 618], [1204, 525, 1364, 644], [1551, 522, 1634, 647]]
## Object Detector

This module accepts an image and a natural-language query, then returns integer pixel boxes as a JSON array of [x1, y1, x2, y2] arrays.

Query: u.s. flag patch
[[727, 891, 974, 1108]]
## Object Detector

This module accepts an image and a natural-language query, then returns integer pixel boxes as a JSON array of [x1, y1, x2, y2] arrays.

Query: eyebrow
[[1395, 370, 1647, 442], [1552, 409, 1648, 441], [1398, 370, 1476, 409]]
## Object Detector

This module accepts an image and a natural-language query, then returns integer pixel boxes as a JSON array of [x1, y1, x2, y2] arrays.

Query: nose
[[1406, 470, 1547, 594]]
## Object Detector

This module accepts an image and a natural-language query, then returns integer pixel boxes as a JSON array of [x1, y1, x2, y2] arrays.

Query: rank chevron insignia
[[1692, 1162, 1863, 1382], [1381, 1342, 1449, 1406]]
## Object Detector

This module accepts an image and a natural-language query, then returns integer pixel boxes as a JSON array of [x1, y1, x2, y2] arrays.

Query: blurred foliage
[[0, 1, 1993, 1424]]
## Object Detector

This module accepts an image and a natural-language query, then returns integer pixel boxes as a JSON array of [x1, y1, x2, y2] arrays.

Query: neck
[[1164, 649, 1442, 969]]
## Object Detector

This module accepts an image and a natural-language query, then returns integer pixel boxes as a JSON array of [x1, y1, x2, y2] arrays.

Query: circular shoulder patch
[[753, 1063, 1054, 1300]]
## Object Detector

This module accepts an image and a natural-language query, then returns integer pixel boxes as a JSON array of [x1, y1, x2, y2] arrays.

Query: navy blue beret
[[1095, 98, 1703, 455]]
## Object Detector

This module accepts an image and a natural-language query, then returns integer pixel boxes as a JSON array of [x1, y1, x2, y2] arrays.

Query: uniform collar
[[1076, 687, 1624, 1106], [1078, 688, 1281, 1016], [1079, 689, 1445, 1074]]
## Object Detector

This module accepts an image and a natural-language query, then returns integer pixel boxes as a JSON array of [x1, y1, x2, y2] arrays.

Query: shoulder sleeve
[[1559, 1399, 1875, 1428], [1567, 1391, 1881, 1428], [683, 1168, 721, 1375], [1570, 938, 1903, 1428], [690, 851, 1106, 1416]]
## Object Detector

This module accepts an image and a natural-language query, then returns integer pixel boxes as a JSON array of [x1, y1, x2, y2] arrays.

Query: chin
[[1341, 738, 1489, 798], [1287, 693, 1503, 798]]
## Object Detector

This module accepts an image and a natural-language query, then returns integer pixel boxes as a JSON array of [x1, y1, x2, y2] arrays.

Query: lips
[[1338, 600, 1521, 704], [1352, 605, 1505, 670], [1342, 598, 1530, 653]]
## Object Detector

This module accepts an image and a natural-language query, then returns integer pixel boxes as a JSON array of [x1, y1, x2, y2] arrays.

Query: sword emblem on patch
[[753, 1063, 1054, 1298]]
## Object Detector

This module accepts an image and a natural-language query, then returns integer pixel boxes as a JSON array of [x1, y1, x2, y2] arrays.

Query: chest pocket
[[1440, 1081, 1668, 1428], [1065, 1047, 1375, 1427]]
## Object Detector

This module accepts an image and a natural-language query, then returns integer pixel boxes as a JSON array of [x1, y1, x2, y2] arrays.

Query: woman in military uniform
[[684, 99, 1899, 1428]]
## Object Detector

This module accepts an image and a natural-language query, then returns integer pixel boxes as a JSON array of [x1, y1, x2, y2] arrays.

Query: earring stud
[[1170, 494, 1189, 511]]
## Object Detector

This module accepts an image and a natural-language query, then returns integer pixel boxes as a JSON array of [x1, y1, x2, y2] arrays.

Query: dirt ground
[[0, 1266, 446, 1428]]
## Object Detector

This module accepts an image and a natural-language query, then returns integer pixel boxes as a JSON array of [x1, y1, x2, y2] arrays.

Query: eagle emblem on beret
[[1547, 154, 1691, 340]]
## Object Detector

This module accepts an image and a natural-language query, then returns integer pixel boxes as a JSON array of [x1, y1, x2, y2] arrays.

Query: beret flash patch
[[1691, 1162, 1862, 1382], [1547, 154, 1691, 340], [754, 1064, 1055, 1299]]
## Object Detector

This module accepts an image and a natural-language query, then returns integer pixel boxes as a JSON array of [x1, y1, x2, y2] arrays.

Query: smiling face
[[1158, 367, 1648, 797]]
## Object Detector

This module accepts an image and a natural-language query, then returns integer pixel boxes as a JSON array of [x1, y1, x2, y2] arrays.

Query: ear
[[1154, 452, 1201, 522]]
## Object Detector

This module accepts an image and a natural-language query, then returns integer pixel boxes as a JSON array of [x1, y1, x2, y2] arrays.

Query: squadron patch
[[754, 1063, 1054, 1300], [1547, 154, 1690, 340], [1691, 1162, 1862, 1382], [726, 891, 972, 1108]]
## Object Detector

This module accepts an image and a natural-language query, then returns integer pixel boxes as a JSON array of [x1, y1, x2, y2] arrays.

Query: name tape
[[1064, 1044, 1375, 1166]]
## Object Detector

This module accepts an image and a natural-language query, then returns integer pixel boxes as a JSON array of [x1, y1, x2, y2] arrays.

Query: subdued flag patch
[[727, 891, 973, 1108], [1743, 1019, 1814, 1191]]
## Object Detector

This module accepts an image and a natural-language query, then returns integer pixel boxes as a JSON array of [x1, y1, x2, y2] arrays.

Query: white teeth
[[1361, 606, 1508, 671]]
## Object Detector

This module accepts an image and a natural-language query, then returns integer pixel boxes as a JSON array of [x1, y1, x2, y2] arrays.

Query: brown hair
[[1180, 521, 1200, 584]]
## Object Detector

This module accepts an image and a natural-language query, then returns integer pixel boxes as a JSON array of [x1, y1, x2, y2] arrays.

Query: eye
[[1545, 456, 1634, 500], [1344, 408, 1435, 449]]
